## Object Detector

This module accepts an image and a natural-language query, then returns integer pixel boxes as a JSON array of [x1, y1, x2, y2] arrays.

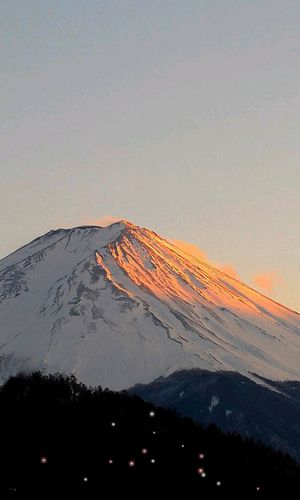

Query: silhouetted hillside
[[0, 372, 299, 498], [131, 369, 300, 460]]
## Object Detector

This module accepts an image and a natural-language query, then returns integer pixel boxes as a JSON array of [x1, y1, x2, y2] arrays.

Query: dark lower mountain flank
[[1, 372, 299, 498], [131, 369, 300, 462]]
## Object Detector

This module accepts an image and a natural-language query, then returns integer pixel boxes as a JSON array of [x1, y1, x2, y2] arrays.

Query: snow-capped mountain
[[0, 220, 300, 390]]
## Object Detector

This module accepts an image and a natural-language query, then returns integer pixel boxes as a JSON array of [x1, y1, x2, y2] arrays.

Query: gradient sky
[[1, 1, 299, 312]]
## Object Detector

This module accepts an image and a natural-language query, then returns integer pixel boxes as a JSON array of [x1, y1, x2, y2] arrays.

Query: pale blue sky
[[1, 1, 299, 311]]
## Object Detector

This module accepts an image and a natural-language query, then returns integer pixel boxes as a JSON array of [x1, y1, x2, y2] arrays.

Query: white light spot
[[83, 477, 88, 482], [150, 459, 155, 464], [128, 460, 135, 467], [152, 431, 156, 435], [108, 459, 113, 464], [198, 453, 205, 459], [111, 422, 116, 427], [197, 468, 204, 474], [181, 444, 185, 448], [141, 448, 148, 455], [149, 411, 155, 417], [216, 481, 221, 486], [208, 395, 219, 413], [256, 486, 260, 491], [201, 472, 206, 478], [40, 457, 47, 464]]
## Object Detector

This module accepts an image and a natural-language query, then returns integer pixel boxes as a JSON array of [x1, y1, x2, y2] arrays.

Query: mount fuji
[[2, 220, 300, 459], [0, 220, 299, 391]]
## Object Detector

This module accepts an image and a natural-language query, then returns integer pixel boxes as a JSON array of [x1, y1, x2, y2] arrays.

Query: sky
[[1, 0, 299, 312]]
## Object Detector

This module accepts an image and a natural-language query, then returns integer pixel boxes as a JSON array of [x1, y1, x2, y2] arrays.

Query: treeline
[[0, 372, 299, 498]]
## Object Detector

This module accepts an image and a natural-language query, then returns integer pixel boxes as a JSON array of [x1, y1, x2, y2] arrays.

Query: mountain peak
[[0, 220, 300, 390], [110, 219, 134, 227]]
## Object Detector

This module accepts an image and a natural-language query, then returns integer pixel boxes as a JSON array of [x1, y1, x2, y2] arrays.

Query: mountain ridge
[[131, 368, 300, 461]]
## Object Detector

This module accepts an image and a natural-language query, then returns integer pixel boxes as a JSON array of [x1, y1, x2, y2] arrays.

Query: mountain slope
[[0, 220, 300, 390], [131, 369, 300, 461]]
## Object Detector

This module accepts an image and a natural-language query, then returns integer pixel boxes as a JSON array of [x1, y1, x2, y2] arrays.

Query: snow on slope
[[0, 220, 300, 390]]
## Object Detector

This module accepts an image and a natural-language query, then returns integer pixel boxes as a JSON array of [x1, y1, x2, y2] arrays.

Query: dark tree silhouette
[[0, 372, 299, 498]]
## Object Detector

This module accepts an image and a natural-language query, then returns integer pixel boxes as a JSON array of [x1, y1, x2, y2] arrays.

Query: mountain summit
[[0, 220, 299, 390]]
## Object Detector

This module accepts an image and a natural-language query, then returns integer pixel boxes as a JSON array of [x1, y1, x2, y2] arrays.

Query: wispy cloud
[[172, 240, 210, 263], [172, 240, 240, 280], [217, 264, 240, 280], [253, 271, 284, 294]]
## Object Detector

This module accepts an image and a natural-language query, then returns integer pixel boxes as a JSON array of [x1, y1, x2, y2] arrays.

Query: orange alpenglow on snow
[[103, 223, 297, 324], [0, 219, 300, 391], [172, 240, 240, 280]]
